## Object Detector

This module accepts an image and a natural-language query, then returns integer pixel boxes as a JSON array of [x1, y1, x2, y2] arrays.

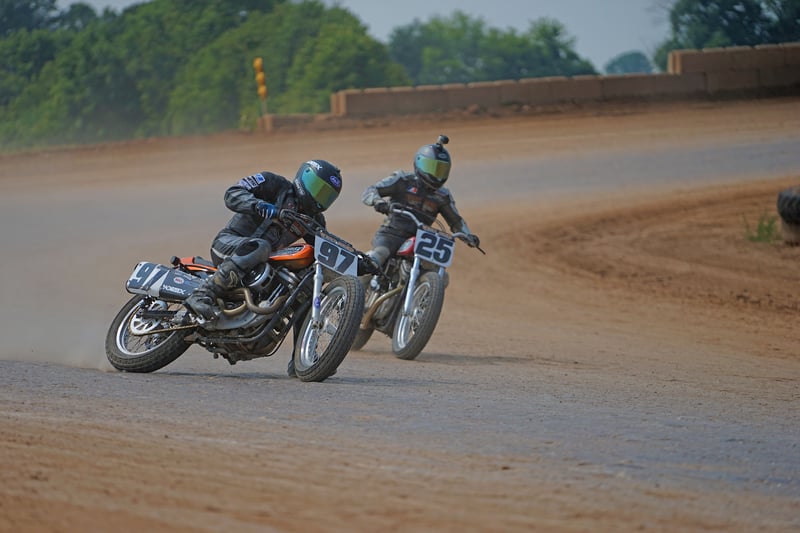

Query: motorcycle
[[352, 205, 485, 360], [105, 210, 373, 382]]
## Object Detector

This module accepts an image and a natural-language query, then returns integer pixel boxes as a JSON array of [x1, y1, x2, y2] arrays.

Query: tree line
[[1, 0, 798, 149]]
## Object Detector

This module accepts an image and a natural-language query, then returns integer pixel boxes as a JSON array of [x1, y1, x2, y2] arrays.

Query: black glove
[[464, 234, 480, 248], [254, 201, 277, 219], [373, 200, 390, 215]]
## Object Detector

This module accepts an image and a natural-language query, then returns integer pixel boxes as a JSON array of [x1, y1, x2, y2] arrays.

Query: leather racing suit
[[361, 170, 474, 267]]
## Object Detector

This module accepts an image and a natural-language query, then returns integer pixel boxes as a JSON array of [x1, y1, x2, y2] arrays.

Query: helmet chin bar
[[415, 170, 443, 190]]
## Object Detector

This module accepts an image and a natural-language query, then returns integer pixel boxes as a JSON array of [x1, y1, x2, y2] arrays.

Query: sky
[[56, 0, 671, 71]]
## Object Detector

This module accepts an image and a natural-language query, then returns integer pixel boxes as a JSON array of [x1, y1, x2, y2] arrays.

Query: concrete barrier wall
[[330, 42, 800, 117]]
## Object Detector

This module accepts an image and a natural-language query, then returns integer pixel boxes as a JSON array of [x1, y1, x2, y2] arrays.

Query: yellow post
[[253, 57, 268, 116]]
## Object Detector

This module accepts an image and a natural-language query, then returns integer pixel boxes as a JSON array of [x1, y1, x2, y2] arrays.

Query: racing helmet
[[294, 159, 342, 214], [413, 135, 451, 189]]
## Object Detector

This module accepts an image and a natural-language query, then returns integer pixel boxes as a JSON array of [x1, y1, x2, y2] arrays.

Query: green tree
[[764, 0, 800, 43], [0, 0, 57, 36], [388, 12, 595, 85], [165, 9, 275, 136], [54, 2, 96, 31], [0, 27, 69, 105], [167, 1, 409, 133], [653, 0, 800, 70], [604, 50, 653, 74], [280, 14, 409, 112], [524, 18, 596, 77], [2, 19, 142, 146]]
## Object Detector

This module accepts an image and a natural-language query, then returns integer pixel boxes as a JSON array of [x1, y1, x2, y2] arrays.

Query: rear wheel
[[105, 296, 192, 373], [350, 326, 374, 351], [351, 285, 379, 351], [392, 271, 445, 360], [777, 186, 800, 225], [293, 276, 364, 382]]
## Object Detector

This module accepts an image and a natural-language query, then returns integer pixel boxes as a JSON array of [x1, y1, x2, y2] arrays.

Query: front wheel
[[105, 296, 192, 372], [293, 276, 365, 382], [392, 271, 445, 360]]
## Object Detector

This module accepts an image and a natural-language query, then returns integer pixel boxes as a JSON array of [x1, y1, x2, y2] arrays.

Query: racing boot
[[358, 249, 384, 293], [185, 260, 243, 319]]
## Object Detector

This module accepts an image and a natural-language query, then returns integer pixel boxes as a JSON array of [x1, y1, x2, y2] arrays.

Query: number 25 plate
[[414, 229, 455, 268]]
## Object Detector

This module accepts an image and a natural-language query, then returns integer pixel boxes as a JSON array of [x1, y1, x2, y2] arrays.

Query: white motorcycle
[[352, 206, 484, 360]]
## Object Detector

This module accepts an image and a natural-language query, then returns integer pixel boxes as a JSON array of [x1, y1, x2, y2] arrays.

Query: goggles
[[301, 169, 339, 210], [416, 156, 450, 182]]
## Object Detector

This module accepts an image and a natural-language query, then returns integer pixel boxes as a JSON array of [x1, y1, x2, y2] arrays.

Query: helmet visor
[[416, 156, 450, 183], [301, 169, 339, 211]]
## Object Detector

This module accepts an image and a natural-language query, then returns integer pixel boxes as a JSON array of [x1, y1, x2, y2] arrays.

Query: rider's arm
[[224, 171, 285, 215], [362, 172, 406, 206], [438, 190, 474, 235]]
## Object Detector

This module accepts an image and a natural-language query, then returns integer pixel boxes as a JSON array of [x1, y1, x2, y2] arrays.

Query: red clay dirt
[[1, 98, 799, 532]]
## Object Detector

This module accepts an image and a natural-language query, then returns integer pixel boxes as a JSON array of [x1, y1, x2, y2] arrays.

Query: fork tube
[[312, 262, 323, 324], [402, 256, 421, 316]]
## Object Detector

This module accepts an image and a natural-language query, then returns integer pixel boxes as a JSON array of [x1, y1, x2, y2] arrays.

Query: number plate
[[125, 261, 198, 299], [414, 229, 455, 268], [126, 262, 171, 292], [314, 235, 358, 276]]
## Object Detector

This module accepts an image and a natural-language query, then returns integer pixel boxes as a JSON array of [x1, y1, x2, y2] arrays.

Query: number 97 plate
[[414, 229, 455, 268], [314, 235, 358, 276]]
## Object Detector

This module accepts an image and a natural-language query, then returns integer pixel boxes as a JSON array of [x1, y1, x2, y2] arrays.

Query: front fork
[[311, 262, 324, 326], [401, 258, 445, 316]]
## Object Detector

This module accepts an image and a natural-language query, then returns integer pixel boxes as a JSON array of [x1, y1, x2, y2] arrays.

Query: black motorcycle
[[105, 210, 374, 381]]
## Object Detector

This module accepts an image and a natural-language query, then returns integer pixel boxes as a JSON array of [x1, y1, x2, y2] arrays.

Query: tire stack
[[776, 186, 800, 245]]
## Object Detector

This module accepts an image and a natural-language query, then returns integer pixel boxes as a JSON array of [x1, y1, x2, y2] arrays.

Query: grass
[[743, 210, 781, 243]]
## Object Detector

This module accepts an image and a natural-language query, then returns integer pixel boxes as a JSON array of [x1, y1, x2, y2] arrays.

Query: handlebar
[[388, 205, 426, 229], [279, 209, 357, 251], [387, 204, 485, 254], [280, 208, 382, 271]]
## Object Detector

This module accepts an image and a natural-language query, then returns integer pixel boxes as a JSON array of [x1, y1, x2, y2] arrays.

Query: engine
[[196, 262, 311, 363]]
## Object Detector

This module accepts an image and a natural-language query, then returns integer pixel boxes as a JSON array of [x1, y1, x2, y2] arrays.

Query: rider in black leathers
[[185, 159, 343, 321], [361, 135, 480, 270]]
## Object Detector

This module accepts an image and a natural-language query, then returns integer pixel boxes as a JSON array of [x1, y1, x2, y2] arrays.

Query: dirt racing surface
[[1, 98, 799, 532]]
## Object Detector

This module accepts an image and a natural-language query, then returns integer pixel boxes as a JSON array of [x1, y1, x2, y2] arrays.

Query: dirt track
[[1, 98, 799, 532]]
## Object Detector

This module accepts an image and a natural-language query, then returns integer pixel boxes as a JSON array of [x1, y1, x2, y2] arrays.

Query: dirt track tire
[[776, 186, 800, 225], [780, 218, 800, 245], [392, 272, 445, 361], [350, 326, 374, 351], [105, 296, 192, 373], [293, 276, 365, 382]]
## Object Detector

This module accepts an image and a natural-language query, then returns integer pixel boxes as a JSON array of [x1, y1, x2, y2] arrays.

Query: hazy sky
[[56, 0, 671, 70]]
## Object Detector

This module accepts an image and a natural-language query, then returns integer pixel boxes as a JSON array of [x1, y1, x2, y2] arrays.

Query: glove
[[464, 234, 480, 248], [254, 201, 277, 219], [373, 200, 390, 215]]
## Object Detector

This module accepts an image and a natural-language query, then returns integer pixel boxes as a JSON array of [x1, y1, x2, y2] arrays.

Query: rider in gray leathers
[[361, 135, 480, 269]]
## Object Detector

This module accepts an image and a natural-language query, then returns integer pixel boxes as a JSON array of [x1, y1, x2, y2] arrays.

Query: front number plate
[[414, 229, 455, 268], [314, 235, 358, 276]]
